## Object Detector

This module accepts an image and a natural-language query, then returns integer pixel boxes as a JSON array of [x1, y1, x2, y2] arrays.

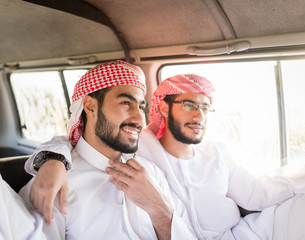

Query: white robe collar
[[74, 137, 135, 172], [74, 136, 112, 172]]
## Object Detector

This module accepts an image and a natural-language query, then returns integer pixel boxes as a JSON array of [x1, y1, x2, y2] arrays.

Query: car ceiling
[[1, 0, 305, 66]]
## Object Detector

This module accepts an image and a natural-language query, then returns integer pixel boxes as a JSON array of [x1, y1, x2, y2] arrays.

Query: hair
[[81, 87, 112, 128], [163, 94, 179, 109]]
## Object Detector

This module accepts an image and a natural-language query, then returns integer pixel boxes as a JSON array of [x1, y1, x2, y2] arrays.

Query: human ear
[[159, 100, 169, 118], [83, 96, 97, 116]]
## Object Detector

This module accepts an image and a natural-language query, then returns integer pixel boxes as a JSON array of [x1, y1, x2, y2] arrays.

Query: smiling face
[[165, 93, 211, 144], [94, 85, 146, 153]]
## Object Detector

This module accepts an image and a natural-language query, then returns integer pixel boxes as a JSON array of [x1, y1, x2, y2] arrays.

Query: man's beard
[[168, 109, 204, 144], [95, 108, 140, 153]]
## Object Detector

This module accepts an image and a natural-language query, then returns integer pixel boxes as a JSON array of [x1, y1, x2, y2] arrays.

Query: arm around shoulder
[[25, 135, 73, 175]]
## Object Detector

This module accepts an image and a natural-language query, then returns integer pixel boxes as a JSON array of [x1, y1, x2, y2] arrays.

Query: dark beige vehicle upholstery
[[1, 0, 305, 67], [0, 156, 32, 193]]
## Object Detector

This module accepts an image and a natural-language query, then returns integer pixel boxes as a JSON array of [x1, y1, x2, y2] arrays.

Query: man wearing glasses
[[25, 74, 305, 239]]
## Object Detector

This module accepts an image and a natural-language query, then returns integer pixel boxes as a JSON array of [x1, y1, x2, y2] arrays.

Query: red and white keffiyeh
[[68, 60, 146, 146], [147, 74, 215, 138]]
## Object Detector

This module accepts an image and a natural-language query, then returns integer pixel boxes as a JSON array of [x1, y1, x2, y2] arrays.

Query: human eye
[[121, 100, 131, 107], [183, 102, 195, 112], [202, 105, 209, 112], [200, 104, 214, 114], [139, 104, 146, 112]]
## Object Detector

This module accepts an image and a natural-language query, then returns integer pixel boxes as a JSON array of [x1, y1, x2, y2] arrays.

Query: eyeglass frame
[[171, 100, 215, 114]]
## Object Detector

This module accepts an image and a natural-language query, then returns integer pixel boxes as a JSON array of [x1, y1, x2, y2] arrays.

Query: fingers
[[58, 181, 68, 215], [42, 197, 54, 226], [108, 159, 138, 176], [108, 158, 145, 173], [126, 158, 145, 171], [106, 166, 132, 185], [107, 159, 170, 216], [30, 184, 55, 226], [107, 159, 148, 185], [29, 160, 68, 225], [109, 177, 128, 192]]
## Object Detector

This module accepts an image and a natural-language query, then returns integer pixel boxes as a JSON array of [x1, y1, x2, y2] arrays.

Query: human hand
[[106, 158, 173, 217], [106, 158, 173, 239], [30, 160, 68, 226]]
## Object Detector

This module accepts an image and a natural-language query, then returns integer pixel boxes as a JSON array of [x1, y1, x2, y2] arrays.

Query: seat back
[[0, 156, 33, 193]]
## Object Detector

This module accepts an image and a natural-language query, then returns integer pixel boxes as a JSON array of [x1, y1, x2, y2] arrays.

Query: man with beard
[[16, 60, 197, 240], [25, 74, 305, 239]]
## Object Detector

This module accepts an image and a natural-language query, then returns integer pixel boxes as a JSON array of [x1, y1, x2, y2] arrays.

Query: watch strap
[[33, 151, 68, 171]]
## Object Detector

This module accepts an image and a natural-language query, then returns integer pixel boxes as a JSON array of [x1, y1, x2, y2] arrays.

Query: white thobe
[[21, 136, 196, 239], [24, 130, 305, 239], [138, 130, 304, 239], [0, 175, 47, 240]]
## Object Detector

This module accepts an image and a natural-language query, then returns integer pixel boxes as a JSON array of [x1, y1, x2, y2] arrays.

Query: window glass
[[281, 60, 305, 168], [63, 69, 88, 101], [161, 61, 280, 174], [10, 71, 69, 142]]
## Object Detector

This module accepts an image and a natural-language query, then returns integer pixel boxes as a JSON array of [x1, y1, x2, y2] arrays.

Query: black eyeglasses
[[171, 100, 215, 114]]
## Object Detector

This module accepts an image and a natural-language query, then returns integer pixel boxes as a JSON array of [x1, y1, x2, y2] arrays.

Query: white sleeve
[[280, 164, 305, 193], [152, 165, 198, 240], [18, 178, 66, 240], [24, 136, 73, 175], [223, 146, 295, 210], [0, 175, 50, 240], [228, 165, 295, 210]]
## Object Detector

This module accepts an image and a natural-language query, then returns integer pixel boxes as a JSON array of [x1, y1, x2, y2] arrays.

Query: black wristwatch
[[33, 151, 69, 171]]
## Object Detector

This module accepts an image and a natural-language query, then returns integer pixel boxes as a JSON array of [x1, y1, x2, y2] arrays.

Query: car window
[[63, 69, 88, 101], [281, 59, 305, 168], [10, 69, 88, 142]]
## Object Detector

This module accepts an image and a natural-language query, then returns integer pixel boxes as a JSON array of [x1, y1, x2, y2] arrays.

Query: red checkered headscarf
[[147, 74, 215, 138], [68, 60, 146, 146]]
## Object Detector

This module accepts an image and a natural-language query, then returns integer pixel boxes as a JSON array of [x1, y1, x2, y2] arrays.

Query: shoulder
[[195, 139, 227, 155], [194, 140, 235, 166], [139, 129, 159, 145], [132, 155, 159, 172], [137, 129, 164, 160]]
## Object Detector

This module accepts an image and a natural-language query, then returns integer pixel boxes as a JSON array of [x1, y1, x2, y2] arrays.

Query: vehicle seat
[[0, 156, 33, 193]]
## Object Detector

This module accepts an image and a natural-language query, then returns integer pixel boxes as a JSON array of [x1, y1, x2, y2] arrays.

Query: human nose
[[192, 107, 206, 122], [130, 105, 144, 126]]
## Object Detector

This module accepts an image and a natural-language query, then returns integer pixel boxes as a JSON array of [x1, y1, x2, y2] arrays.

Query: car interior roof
[[1, 0, 305, 67]]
